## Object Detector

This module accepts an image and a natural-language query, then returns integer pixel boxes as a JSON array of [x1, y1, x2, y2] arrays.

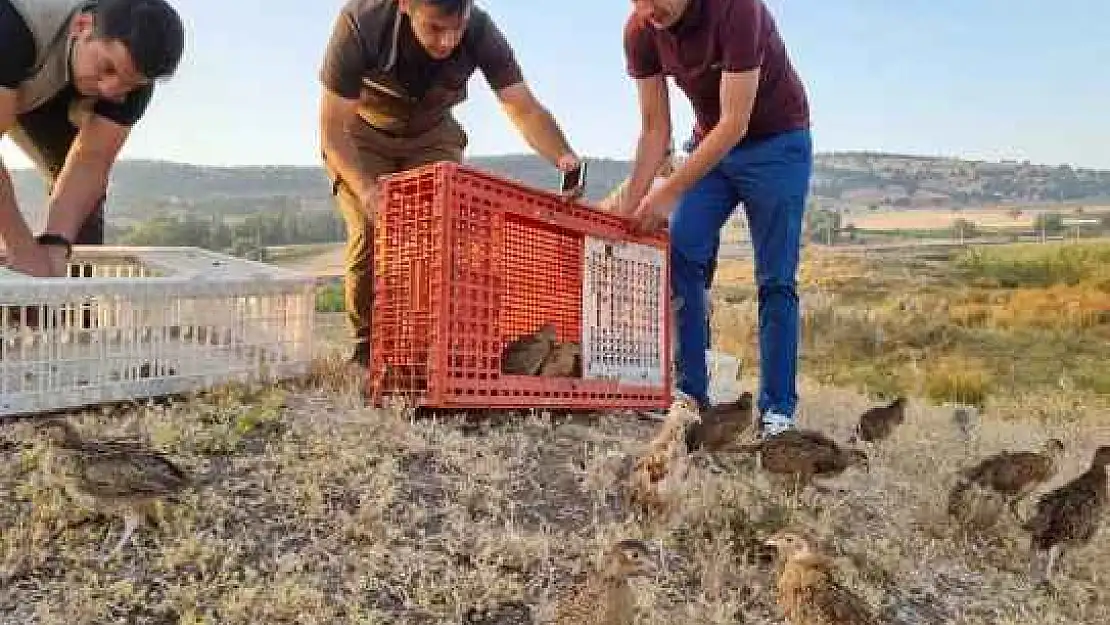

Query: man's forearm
[[511, 106, 574, 166], [42, 148, 113, 241], [322, 125, 373, 199], [0, 159, 36, 254], [660, 121, 744, 201], [623, 130, 671, 214]]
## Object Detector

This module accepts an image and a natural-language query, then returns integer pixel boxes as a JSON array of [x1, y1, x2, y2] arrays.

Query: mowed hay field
[[841, 205, 1110, 234], [2, 242, 1110, 624]]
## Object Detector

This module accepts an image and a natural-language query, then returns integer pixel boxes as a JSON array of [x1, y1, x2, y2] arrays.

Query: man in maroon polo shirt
[[618, 0, 813, 438]]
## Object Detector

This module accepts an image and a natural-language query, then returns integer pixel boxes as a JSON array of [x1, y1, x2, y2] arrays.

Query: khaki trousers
[[324, 115, 467, 350]]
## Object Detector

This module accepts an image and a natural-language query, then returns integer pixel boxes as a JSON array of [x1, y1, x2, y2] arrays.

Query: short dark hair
[[93, 0, 185, 80], [413, 0, 472, 16]]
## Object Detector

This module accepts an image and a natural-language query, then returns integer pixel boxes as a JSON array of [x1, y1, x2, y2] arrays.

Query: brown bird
[[623, 395, 701, 521], [1022, 445, 1110, 584], [739, 429, 869, 484], [947, 438, 1065, 523], [34, 419, 192, 563], [540, 341, 582, 377], [552, 539, 660, 625], [684, 391, 755, 453], [851, 396, 907, 444], [501, 323, 558, 375], [764, 530, 881, 625]]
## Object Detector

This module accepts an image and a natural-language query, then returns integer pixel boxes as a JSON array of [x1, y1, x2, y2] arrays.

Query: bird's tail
[[848, 422, 862, 445], [946, 479, 971, 517], [734, 441, 763, 454]]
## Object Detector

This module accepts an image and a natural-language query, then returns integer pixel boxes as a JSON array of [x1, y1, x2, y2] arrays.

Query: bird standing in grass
[[622, 395, 701, 521], [1022, 445, 1110, 585], [34, 419, 191, 563], [552, 539, 660, 625], [684, 391, 754, 453], [740, 429, 869, 486], [501, 323, 558, 375], [764, 530, 881, 625], [851, 396, 907, 444], [947, 438, 1065, 523]]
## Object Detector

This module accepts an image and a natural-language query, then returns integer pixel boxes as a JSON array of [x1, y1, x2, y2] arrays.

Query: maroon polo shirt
[[624, 0, 810, 144]]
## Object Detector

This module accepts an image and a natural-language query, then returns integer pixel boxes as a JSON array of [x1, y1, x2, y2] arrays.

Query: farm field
[[1, 241, 1108, 623]]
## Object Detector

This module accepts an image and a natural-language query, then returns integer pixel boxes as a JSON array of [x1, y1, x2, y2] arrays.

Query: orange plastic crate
[[369, 161, 672, 410]]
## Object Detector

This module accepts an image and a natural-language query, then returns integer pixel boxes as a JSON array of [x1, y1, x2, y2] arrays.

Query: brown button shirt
[[320, 0, 524, 137], [624, 0, 810, 144]]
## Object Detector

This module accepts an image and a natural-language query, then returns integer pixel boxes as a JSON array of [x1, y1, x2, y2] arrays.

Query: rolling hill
[[9, 152, 1110, 225]]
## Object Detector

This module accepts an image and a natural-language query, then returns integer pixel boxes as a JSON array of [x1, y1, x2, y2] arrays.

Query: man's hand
[[631, 181, 679, 234], [358, 179, 379, 218], [5, 243, 64, 278], [555, 153, 584, 200]]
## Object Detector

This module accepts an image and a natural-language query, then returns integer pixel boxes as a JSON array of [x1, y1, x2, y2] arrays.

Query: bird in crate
[[540, 341, 582, 377], [33, 419, 192, 563], [500, 322, 557, 375]]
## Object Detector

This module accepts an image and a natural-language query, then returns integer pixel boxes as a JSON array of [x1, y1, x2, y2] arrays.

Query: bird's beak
[[763, 536, 780, 548]]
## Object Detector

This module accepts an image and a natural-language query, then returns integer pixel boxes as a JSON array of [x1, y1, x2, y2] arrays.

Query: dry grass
[[1, 241, 1109, 623], [1, 359, 1108, 624]]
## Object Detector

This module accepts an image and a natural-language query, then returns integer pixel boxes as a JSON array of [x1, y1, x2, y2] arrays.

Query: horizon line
[[6, 150, 1108, 172]]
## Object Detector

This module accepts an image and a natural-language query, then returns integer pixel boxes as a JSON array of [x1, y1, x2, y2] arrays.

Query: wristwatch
[[35, 233, 73, 259]]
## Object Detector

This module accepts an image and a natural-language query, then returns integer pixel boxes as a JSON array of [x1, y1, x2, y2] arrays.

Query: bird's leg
[[1044, 544, 1064, 580], [1028, 548, 1046, 584], [99, 513, 140, 563]]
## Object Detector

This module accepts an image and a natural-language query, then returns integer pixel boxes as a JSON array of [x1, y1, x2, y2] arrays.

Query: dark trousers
[[9, 86, 106, 248]]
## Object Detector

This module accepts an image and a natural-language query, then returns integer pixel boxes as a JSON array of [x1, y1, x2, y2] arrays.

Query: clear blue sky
[[3, 0, 1109, 168]]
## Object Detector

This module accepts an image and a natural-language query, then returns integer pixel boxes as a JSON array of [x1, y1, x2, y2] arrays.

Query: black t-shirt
[[0, 0, 153, 127]]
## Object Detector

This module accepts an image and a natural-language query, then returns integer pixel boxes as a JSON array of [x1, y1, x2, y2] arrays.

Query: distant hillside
[[10, 152, 1110, 223]]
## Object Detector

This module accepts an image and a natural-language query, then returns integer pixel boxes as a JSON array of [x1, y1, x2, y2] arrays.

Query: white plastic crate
[[707, 349, 742, 404], [0, 246, 316, 416], [580, 236, 668, 386]]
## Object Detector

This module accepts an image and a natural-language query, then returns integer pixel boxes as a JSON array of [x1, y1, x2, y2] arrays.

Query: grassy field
[[1, 241, 1109, 623], [712, 240, 1110, 410]]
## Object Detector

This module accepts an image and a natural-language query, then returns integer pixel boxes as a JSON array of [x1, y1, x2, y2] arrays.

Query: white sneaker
[[760, 411, 795, 439]]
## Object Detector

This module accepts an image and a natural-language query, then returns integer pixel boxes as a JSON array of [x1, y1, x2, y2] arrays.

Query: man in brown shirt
[[318, 0, 582, 367], [619, 0, 813, 438]]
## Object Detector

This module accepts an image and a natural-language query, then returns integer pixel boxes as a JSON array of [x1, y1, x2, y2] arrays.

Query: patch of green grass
[[315, 282, 344, 313], [954, 241, 1110, 288]]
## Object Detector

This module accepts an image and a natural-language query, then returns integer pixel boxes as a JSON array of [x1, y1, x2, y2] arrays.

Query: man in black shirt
[[319, 0, 583, 367], [0, 0, 184, 277]]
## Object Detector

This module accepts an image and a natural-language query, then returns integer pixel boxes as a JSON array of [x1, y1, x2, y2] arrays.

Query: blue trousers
[[669, 128, 813, 416]]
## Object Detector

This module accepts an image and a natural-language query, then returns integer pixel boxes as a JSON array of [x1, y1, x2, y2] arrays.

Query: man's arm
[[319, 88, 375, 204], [318, 11, 376, 208], [653, 69, 758, 202], [495, 82, 577, 169], [622, 75, 672, 216], [652, 0, 763, 202], [42, 114, 130, 241]]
